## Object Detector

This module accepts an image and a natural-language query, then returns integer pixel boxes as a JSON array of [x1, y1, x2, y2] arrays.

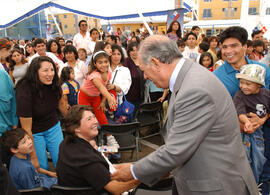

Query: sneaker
[[107, 135, 120, 149]]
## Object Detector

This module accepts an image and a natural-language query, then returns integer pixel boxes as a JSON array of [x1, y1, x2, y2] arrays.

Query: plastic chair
[[100, 122, 140, 160], [129, 177, 173, 195], [18, 186, 51, 195], [134, 101, 163, 147], [51, 184, 110, 195]]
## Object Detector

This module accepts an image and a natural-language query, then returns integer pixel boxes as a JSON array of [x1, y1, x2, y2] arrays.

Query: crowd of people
[[0, 19, 270, 195]]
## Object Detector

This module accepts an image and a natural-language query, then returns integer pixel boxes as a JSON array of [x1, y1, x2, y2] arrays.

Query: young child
[[182, 32, 200, 62], [213, 49, 224, 70], [1, 128, 57, 190], [199, 52, 214, 72], [233, 64, 270, 185], [198, 42, 210, 53], [246, 40, 254, 60], [176, 40, 185, 53], [251, 40, 264, 61], [60, 66, 80, 108], [78, 51, 118, 147]]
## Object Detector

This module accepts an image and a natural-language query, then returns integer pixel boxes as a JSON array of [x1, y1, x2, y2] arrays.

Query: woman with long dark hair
[[16, 56, 68, 173], [47, 39, 63, 61], [167, 21, 182, 42], [109, 44, 131, 104], [124, 42, 145, 114], [8, 48, 28, 85]]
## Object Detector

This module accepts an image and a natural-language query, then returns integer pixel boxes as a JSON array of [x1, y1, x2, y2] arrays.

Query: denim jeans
[[33, 122, 63, 170], [261, 123, 270, 195], [242, 126, 266, 184]]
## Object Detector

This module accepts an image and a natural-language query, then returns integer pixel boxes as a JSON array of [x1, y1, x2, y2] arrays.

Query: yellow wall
[[48, 13, 101, 37], [48, 13, 76, 35], [77, 15, 101, 30], [199, 0, 261, 20], [113, 22, 167, 34]]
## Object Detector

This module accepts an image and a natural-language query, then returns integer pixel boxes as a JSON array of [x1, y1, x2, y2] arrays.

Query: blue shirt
[[213, 56, 270, 98], [9, 155, 57, 190], [0, 69, 18, 136], [9, 155, 41, 190], [169, 58, 185, 92], [147, 80, 164, 93]]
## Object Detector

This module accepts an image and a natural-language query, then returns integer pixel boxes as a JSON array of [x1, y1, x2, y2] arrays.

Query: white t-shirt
[[28, 52, 64, 70], [110, 65, 131, 104], [182, 46, 200, 63], [73, 32, 91, 55], [88, 41, 96, 54], [59, 59, 88, 86]]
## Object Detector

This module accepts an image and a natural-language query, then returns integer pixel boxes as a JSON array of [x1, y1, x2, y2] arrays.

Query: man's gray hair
[[138, 35, 182, 66]]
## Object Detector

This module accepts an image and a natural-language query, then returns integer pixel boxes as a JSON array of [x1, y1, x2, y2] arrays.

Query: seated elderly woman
[[56, 105, 140, 195]]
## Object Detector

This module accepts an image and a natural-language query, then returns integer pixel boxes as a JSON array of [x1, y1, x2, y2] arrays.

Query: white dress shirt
[[73, 32, 91, 55]]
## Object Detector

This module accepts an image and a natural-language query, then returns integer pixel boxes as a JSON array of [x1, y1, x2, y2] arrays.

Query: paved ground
[[120, 134, 163, 163]]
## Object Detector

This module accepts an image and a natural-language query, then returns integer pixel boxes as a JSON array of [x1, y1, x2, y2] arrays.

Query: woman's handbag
[[114, 91, 134, 123]]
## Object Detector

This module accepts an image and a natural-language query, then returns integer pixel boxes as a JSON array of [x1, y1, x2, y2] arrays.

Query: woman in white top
[[108, 44, 131, 104], [59, 45, 87, 86], [8, 48, 28, 85]]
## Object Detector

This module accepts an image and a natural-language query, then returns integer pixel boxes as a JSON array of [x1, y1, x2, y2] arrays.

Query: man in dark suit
[[111, 35, 258, 194]]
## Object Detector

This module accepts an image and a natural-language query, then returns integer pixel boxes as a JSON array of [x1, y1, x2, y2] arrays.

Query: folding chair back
[[135, 101, 162, 140], [100, 122, 140, 160], [136, 101, 162, 128]]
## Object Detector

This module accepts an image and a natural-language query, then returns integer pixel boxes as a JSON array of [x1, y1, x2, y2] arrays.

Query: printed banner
[[167, 8, 185, 33]]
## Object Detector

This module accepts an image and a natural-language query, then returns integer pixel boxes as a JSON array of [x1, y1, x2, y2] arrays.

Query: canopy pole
[[132, 0, 153, 35], [4, 28, 7, 37], [240, 0, 249, 29], [138, 13, 153, 35], [47, 7, 63, 36], [38, 12, 42, 38]]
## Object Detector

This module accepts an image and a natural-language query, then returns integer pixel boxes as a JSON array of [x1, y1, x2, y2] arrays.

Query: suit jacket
[[133, 59, 258, 195]]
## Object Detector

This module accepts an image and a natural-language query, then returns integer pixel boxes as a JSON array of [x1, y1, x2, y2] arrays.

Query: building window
[[248, 7, 257, 15], [231, 8, 237, 17], [266, 8, 270, 15], [64, 15, 67, 18], [64, 24, 68, 29], [203, 9, 212, 18], [222, 8, 228, 17], [224, 0, 237, 1], [204, 0, 211, 2]]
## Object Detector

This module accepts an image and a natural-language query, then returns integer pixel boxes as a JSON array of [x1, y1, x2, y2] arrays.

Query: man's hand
[[111, 163, 134, 182]]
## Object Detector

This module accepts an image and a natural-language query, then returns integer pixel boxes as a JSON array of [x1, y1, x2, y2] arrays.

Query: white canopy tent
[[0, 0, 177, 29]]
